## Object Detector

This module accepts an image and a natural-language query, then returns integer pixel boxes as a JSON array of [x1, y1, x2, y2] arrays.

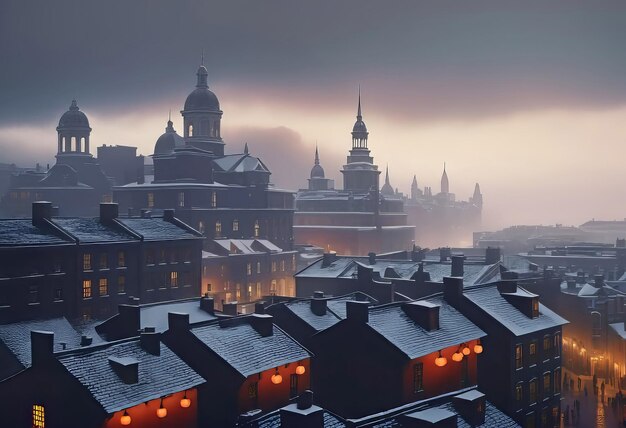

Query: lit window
[[292, 255, 296, 271], [256, 262, 261, 274], [83, 253, 92, 271], [532, 298, 539, 317], [254, 220, 260, 237], [515, 344, 523, 369], [256, 282, 261, 298], [270, 280, 277, 295], [247, 263, 252, 276], [215, 220, 222, 237], [83, 280, 92, 299], [147, 192, 154, 208], [118, 276, 126, 294], [118, 251, 125, 267], [170, 272, 178, 288], [529, 341, 537, 365], [233, 219, 239, 231], [99, 279, 108, 296], [99, 253, 108, 269], [33, 404, 45, 428], [413, 362, 424, 393], [272, 261, 277, 272], [211, 192, 217, 208], [529, 378, 537, 403], [281, 260, 285, 272], [178, 192, 185, 207]]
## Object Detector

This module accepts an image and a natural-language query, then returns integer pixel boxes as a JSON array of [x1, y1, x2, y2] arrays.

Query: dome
[[58, 100, 90, 128], [184, 87, 220, 111], [310, 164, 325, 179], [154, 120, 185, 155], [352, 119, 368, 133]]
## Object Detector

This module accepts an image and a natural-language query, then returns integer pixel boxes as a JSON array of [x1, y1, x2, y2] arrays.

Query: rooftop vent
[[108, 356, 139, 384]]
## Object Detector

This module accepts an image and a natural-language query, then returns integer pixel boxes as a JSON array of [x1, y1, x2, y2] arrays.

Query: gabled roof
[[53, 218, 136, 243], [365, 297, 485, 360], [57, 339, 204, 413], [139, 300, 217, 333], [213, 154, 271, 173], [464, 285, 568, 336], [190, 318, 310, 377], [118, 218, 200, 241], [0, 219, 73, 246], [246, 409, 346, 428]]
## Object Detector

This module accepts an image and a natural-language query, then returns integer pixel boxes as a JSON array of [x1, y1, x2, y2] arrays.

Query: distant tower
[[440, 163, 449, 194], [410, 175, 422, 200], [181, 61, 224, 156], [381, 165, 394, 196], [308, 145, 333, 191], [56, 100, 92, 157], [472, 182, 483, 209], [341, 89, 381, 193]]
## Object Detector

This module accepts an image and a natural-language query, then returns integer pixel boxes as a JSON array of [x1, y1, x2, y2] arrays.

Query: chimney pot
[[313, 291, 324, 298], [311, 298, 327, 315]]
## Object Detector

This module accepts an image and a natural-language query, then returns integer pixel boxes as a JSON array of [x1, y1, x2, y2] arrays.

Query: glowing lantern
[[120, 410, 131, 426], [462, 344, 471, 356], [271, 369, 283, 385], [156, 399, 167, 418], [295, 364, 306, 375], [180, 392, 191, 408], [434, 350, 447, 367], [452, 347, 464, 362], [474, 340, 483, 354]]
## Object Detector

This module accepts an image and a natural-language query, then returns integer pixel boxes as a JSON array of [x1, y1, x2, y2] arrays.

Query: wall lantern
[[435, 350, 447, 367], [462, 343, 471, 356], [295, 363, 306, 375], [180, 391, 191, 408], [271, 368, 283, 384], [120, 410, 132, 426], [156, 398, 167, 418], [452, 347, 464, 362], [474, 339, 483, 354]]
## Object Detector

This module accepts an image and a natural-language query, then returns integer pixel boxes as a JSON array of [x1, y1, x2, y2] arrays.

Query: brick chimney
[[32, 201, 52, 226], [279, 391, 324, 428], [443, 276, 464, 308], [402, 301, 440, 331], [346, 300, 369, 323], [31, 331, 54, 366], [168, 312, 190, 331], [249, 314, 274, 337], [140, 327, 160, 355], [451, 255, 465, 277], [200, 294, 215, 314], [99, 202, 119, 223]]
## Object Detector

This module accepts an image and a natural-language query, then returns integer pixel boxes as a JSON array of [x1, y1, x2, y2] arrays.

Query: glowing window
[[247, 263, 252, 276], [33, 404, 45, 427], [83, 253, 92, 271], [281, 260, 285, 272], [215, 221, 222, 237], [82, 280, 92, 299], [515, 344, 523, 369], [170, 271, 178, 288], [272, 261, 277, 272], [99, 278, 108, 296], [256, 262, 261, 274], [254, 220, 260, 237]]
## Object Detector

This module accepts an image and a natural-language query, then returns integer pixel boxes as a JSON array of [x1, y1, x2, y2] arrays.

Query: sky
[[1, 1, 626, 229]]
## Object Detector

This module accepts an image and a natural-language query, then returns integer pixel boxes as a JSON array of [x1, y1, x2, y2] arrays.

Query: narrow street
[[561, 369, 623, 427]]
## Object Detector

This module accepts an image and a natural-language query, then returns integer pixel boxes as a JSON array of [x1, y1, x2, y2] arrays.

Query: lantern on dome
[[120, 410, 131, 426], [474, 339, 484, 354], [156, 398, 167, 418], [271, 368, 283, 384], [462, 343, 471, 356], [435, 350, 447, 367], [180, 391, 191, 408]]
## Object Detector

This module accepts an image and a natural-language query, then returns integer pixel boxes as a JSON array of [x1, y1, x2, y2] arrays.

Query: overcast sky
[[2, 1, 626, 229]]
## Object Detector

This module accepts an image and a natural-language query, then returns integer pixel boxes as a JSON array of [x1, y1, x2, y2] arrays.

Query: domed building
[[307, 146, 334, 191], [153, 118, 185, 155]]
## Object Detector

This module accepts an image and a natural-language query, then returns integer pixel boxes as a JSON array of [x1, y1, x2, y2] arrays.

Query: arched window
[[198, 221, 205, 234], [188, 124, 193, 137], [215, 220, 222, 237], [254, 220, 260, 237], [71, 136, 76, 151]]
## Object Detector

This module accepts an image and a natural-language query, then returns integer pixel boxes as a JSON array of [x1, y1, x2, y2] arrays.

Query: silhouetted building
[[97, 144, 144, 186], [294, 93, 415, 255]]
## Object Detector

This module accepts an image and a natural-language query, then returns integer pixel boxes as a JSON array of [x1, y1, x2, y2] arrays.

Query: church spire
[[244, 142, 249, 155], [351, 87, 369, 149], [441, 162, 449, 194], [357, 85, 362, 119], [314, 144, 320, 165], [385, 164, 390, 185], [381, 164, 394, 196]]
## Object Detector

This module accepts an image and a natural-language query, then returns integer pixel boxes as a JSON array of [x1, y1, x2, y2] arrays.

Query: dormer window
[[532, 298, 539, 318]]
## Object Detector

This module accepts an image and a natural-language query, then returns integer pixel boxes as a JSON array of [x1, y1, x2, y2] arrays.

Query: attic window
[[532, 298, 539, 318]]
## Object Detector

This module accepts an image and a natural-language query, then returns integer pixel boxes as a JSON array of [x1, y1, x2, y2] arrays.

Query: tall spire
[[381, 164, 394, 196], [441, 162, 450, 194], [244, 142, 249, 155], [351, 87, 369, 149], [201, 49, 204, 66], [314, 144, 320, 165], [385, 164, 390, 185], [357, 85, 362, 119]]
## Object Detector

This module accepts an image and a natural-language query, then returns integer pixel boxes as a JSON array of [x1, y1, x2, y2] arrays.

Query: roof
[[247, 409, 346, 428], [190, 318, 310, 377], [139, 300, 217, 333], [53, 218, 136, 243], [464, 285, 568, 336], [365, 297, 485, 359], [118, 218, 199, 240], [609, 322, 626, 340], [57, 339, 204, 413], [213, 239, 284, 255], [0, 219, 73, 246], [213, 154, 270, 174]]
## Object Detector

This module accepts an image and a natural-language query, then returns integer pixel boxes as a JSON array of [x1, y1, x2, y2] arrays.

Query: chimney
[[163, 209, 175, 222], [118, 304, 141, 338], [594, 274, 604, 288], [346, 300, 369, 323], [200, 294, 215, 314], [140, 327, 160, 355], [497, 271, 519, 294], [399, 408, 457, 427], [255, 302, 266, 314], [368, 252, 376, 265], [140, 209, 151, 218], [99, 202, 119, 223], [451, 255, 465, 277], [485, 247, 501, 264], [402, 301, 440, 331], [576, 271, 586, 285], [108, 356, 139, 384], [80, 335, 93, 347], [31, 331, 54, 366], [249, 314, 274, 337], [279, 391, 324, 428], [32, 201, 52, 226], [443, 276, 464, 307], [321, 252, 337, 268], [439, 247, 451, 262], [452, 390, 486, 426], [566, 279, 577, 290], [311, 297, 327, 315], [313, 291, 325, 298], [222, 301, 238, 316], [168, 312, 190, 331]]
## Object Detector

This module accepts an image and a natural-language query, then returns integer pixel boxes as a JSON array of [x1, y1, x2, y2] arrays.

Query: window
[[540, 408, 548, 427], [256, 282, 261, 299], [272, 261, 277, 272], [160, 249, 166, 264], [515, 382, 524, 406], [292, 255, 296, 271], [543, 372, 551, 398], [413, 362, 424, 393], [211, 191, 217, 208], [147, 192, 154, 208], [54, 288, 63, 301], [543, 335, 552, 360], [247, 263, 252, 276], [290, 373, 298, 398], [281, 260, 285, 272], [215, 220, 222, 237], [525, 412, 536, 428], [83, 280, 92, 298], [99, 253, 108, 269], [117, 276, 125, 294], [233, 219, 239, 231], [171, 272, 178, 288], [256, 262, 261, 274], [178, 192, 185, 207], [554, 368, 561, 394], [83, 253, 92, 271], [554, 333, 561, 357], [28, 286, 39, 304], [248, 382, 258, 398], [532, 298, 539, 317], [254, 220, 260, 237], [529, 340, 537, 365], [188, 124, 193, 137], [529, 378, 537, 403], [270, 280, 277, 295], [99, 279, 108, 296], [33, 404, 45, 428], [515, 344, 523, 369], [118, 251, 125, 267]]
